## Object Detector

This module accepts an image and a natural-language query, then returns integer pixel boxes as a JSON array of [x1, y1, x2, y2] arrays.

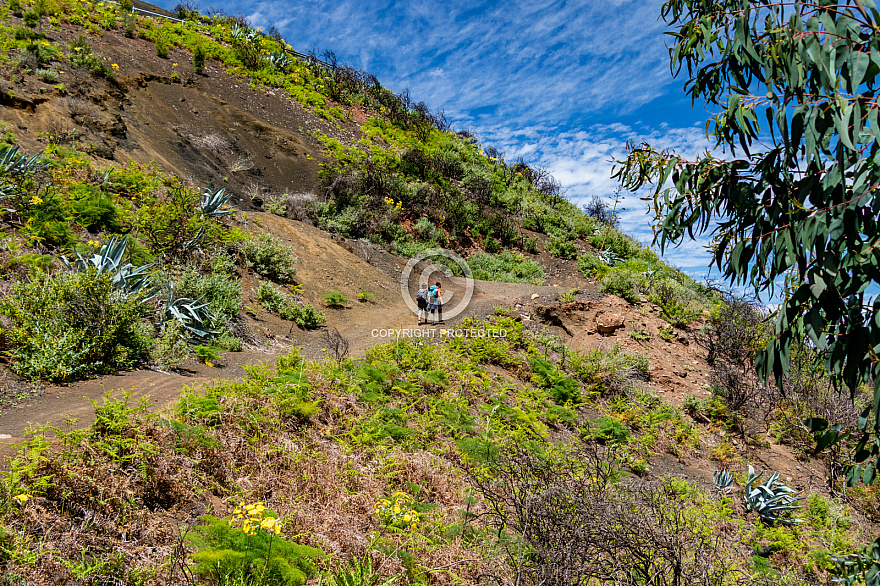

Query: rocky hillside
[[0, 1, 877, 586]]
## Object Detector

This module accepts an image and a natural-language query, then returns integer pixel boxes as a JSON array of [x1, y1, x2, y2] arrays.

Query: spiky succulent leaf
[[0, 146, 49, 178], [161, 283, 218, 340], [598, 250, 623, 267], [743, 466, 802, 525], [268, 51, 291, 70], [713, 468, 734, 494], [62, 236, 157, 301], [200, 186, 234, 217]]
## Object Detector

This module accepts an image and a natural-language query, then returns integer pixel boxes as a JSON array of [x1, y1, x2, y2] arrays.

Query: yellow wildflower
[[111, 63, 119, 70], [13, 493, 32, 505], [29, 195, 43, 205]]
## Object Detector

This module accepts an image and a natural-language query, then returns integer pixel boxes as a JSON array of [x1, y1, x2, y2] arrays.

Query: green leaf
[[810, 275, 826, 298], [805, 417, 829, 432], [864, 461, 877, 486], [836, 100, 856, 151], [814, 425, 844, 454], [850, 49, 870, 89], [847, 464, 863, 486]]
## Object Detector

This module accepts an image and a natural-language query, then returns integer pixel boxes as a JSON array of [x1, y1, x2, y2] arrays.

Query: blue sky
[[167, 0, 722, 278]]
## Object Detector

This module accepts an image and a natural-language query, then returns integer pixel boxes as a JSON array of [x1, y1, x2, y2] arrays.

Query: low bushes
[[468, 250, 545, 284], [257, 282, 325, 329], [1, 269, 150, 382], [173, 267, 242, 334], [239, 233, 298, 283]]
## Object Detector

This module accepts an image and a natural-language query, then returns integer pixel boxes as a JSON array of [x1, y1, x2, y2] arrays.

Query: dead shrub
[[698, 293, 772, 427], [190, 132, 231, 154], [467, 441, 738, 586], [321, 327, 350, 361]]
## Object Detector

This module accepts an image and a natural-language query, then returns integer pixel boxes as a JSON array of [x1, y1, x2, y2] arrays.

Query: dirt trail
[[0, 213, 592, 450]]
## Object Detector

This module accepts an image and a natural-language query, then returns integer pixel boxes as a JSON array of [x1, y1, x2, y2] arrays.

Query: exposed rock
[[595, 311, 625, 334]]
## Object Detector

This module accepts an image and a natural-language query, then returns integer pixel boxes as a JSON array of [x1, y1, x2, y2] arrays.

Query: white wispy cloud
[[237, 0, 673, 123]]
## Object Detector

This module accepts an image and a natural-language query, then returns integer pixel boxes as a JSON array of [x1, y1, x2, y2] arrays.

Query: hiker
[[416, 282, 429, 325], [427, 281, 444, 325]]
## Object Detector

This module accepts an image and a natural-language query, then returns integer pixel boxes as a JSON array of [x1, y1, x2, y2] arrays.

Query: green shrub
[[151, 320, 190, 370], [647, 280, 703, 328], [589, 227, 654, 262], [13, 26, 40, 40], [186, 514, 324, 586], [69, 190, 120, 233], [193, 44, 206, 74], [22, 10, 40, 28], [19, 189, 74, 248], [321, 290, 348, 308], [582, 416, 631, 445], [577, 253, 609, 278], [682, 393, 729, 424], [174, 268, 242, 331], [530, 357, 581, 404], [193, 344, 221, 365], [468, 250, 545, 284], [257, 282, 326, 329], [2, 270, 150, 382], [122, 13, 136, 38], [137, 185, 232, 257], [7, 253, 53, 274], [291, 303, 326, 329], [68, 36, 109, 76], [547, 231, 577, 259], [155, 35, 169, 59], [600, 269, 640, 303], [568, 343, 649, 395], [413, 216, 446, 245], [239, 233, 298, 283], [217, 331, 242, 352], [36, 68, 58, 83]]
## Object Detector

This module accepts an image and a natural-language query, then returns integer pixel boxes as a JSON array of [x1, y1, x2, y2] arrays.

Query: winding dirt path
[[0, 214, 595, 453]]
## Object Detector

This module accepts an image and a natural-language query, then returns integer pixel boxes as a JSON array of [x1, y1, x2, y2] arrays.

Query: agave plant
[[161, 283, 217, 340], [598, 250, 623, 267], [268, 51, 291, 71], [0, 184, 14, 211], [229, 25, 247, 42], [0, 146, 49, 178], [62, 236, 156, 299], [200, 186, 234, 217], [713, 469, 734, 495], [230, 25, 261, 44], [743, 465, 803, 525]]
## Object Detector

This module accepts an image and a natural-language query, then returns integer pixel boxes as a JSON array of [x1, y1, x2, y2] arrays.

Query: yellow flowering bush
[[13, 493, 32, 505], [187, 504, 323, 585], [374, 491, 419, 531], [229, 501, 282, 536]]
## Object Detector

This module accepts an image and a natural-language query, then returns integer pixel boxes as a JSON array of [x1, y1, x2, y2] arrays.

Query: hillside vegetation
[[0, 1, 877, 586]]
